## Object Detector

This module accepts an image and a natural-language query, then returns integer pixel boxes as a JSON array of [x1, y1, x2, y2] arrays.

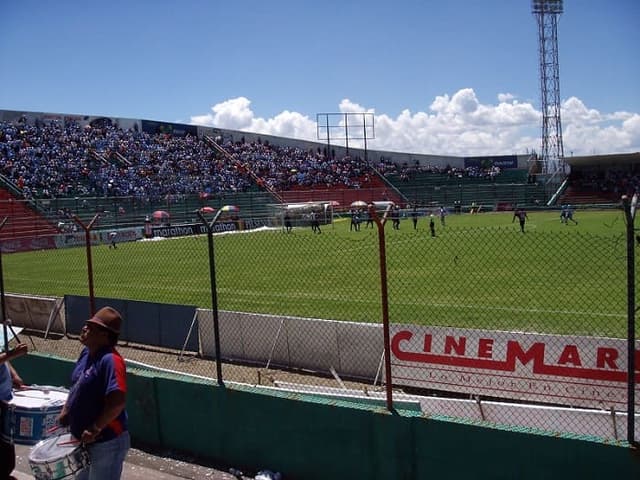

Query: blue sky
[[1, 0, 638, 156]]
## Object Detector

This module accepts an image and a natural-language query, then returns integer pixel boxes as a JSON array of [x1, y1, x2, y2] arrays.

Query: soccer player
[[512, 207, 528, 233]]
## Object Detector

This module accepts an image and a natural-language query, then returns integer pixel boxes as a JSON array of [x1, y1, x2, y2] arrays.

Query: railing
[[204, 135, 284, 203], [546, 177, 568, 206]]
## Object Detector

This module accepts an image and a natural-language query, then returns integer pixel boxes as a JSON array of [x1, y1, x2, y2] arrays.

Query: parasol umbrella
[[350, 201, 368, 208], [199, 206, 216, 214], [329, 200, 340, 207], [152, 210, 170, 220], [220, 205, 239, 213]]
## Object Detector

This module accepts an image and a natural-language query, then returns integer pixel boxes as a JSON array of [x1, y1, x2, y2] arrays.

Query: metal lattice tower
[[532, 0, 565, 173]]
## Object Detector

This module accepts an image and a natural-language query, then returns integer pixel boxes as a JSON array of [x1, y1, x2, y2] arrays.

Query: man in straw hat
[[58, 306, 129, 479]]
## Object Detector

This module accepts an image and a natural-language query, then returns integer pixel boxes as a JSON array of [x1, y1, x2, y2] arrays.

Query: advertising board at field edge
[[390, 324, 639, 410]]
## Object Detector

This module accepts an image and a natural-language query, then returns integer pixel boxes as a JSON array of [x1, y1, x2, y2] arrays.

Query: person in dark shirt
[[429, 214, 436, 237], [310, 211, 321, 234], [391, 206, 401, 230], [364, 209, 374, 229], [1, 343, 28, 479], [350, 209, 360, 232], [512, 207, 529, 233], [284, 212, 292, 233]]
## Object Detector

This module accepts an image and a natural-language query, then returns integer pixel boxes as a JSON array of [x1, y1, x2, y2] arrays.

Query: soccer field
[[4, 209, 634, 338]]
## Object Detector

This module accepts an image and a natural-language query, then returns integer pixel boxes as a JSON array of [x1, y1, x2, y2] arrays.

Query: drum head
[[29, 433, 80, 463], [9, 389, 67, 409]]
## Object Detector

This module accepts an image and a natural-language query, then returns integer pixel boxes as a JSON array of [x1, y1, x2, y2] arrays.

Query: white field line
[[217, 287, 623, 319], [422, 301, 625, 318]]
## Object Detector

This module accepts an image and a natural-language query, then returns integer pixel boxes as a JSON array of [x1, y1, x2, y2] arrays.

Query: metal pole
[[326, 115, 331, 159], [197, 210, 225, 386], [622, 196, 637, 445], [371, 204, 394, 411], [0, 217, 9, 353], [73, 214, 100, 316], [363, 113, 368, 164], [344, 113, 349, 156]]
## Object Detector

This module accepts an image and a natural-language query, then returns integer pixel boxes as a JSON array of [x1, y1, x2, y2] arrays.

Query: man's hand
[[8, 343, 28, 360], [58, 411, 70, 428], [11, 371, 25, 389], [80, 424, 102, 444]]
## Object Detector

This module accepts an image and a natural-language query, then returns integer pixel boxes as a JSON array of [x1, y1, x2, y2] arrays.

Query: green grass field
[[4, 209, 635, 338]]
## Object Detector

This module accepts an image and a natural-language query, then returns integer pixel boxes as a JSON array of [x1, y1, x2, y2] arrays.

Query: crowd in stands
[[0, 116, 513, 212], [376, 159, 501, 182], [0, 118, 374, 203], [0, 118, 252, 203], [220, 139, 370, 191], [568, 168, 640, 199]]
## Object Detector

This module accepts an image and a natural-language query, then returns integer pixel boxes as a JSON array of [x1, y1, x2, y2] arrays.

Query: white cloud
[[562, 97, 602, 125], [191, 97, 317, 140], [338, 99, 371, 114], [191, 97, 255, 130], [191, 89, 640, 156], [498, 93, 516, 103]]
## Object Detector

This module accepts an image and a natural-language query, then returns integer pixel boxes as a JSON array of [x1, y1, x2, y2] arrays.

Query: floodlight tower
[[532, 0, 565, 174]]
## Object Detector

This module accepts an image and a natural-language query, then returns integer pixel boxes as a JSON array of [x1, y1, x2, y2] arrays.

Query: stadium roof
[[565, 152, 640, 167]]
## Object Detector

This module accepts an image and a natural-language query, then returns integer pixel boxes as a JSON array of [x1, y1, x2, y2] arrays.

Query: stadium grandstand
[[0, 109, 636, 244], [560, 152, 640, 205]]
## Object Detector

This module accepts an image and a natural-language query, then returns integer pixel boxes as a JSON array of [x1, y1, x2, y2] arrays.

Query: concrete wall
[[12, 354, 640, 480], [4, 294, 64, 335], [199, 309, 382, 379]]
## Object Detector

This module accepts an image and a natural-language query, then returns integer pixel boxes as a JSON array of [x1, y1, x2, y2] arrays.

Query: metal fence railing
[[1, 198, 637, 446]]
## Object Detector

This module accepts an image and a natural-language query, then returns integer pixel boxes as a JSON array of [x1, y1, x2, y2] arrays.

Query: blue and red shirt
[[0, 363, 12, 401], [66, 345, 127, 442]]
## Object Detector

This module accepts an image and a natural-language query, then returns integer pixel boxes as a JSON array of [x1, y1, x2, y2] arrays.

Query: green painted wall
[[13, 354, 640, 479]]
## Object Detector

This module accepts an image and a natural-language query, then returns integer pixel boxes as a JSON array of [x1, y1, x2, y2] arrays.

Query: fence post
[[370, 204, 394, 411], [622, 195, 637, 446], [0, 217, 10, 352], [72, 214, 100, 316], [197, 209, 225, 386]]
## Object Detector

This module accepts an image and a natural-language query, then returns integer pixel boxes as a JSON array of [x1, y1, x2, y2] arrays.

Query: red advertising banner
[[0, 236, 57, 253]]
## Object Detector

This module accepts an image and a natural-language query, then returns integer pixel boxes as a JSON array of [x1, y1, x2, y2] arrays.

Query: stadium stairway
[[278, 174, 404, 209], [0, 189, 58, 240], [558, 186, 616, 205], [388, 170, 545, 209]]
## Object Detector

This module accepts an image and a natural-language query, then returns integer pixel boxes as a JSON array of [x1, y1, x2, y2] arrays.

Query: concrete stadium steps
[[278, 175, 404, 208], [32, 191, 280, 229], [385, 172, 512, 206], [387, 169, 529, 189], [559, 187, 616, 205], [390, 179, 546, 209], [0, 189, 58, 239]]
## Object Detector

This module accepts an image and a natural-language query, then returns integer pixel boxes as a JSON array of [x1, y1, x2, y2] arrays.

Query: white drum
[[0, 387, 68, 445], [28, 432, 89, 480]]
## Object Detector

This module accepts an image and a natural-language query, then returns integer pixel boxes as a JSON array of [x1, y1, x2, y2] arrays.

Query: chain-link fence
[[1, 200, 637, 446]]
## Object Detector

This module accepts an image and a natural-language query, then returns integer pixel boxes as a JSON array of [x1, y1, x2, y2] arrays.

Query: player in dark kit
[[512, 207, 528, 233]]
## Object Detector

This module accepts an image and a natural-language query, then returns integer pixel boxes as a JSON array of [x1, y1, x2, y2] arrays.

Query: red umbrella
[[152, 210, 170, 220], [199, 206, 216, 214]]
